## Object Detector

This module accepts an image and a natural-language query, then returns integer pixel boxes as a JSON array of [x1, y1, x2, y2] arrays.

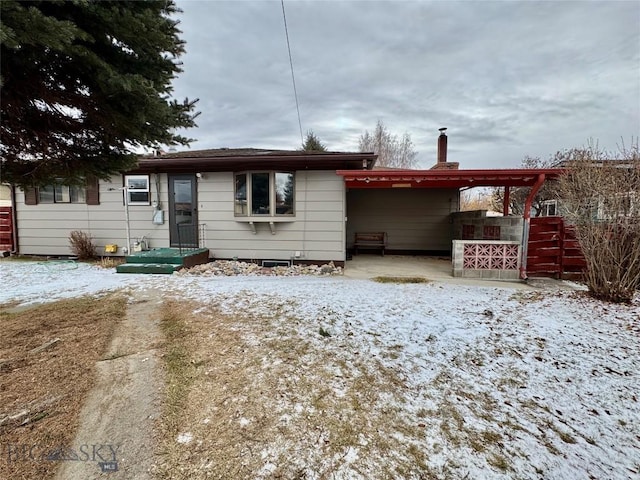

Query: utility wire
[[281, 0, 304, 146]]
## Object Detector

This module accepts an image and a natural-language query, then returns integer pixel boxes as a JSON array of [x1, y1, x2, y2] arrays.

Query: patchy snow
[[0, 260, 141, 305], [2, 260, 639, 478], [176, 432, 193, 444]]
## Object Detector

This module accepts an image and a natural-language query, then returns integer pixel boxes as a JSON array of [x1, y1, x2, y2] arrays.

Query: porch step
[[124, 247, 209, 266], [116, 263, 181, 274]]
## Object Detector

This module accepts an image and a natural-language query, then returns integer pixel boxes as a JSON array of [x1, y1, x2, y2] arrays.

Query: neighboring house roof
[[337, 168, 565, 189], [130, 148, 377, 173]]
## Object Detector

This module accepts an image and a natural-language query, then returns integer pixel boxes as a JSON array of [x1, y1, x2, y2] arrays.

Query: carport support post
[[503, 186, 510, 216], [519, 173, 545, 280]]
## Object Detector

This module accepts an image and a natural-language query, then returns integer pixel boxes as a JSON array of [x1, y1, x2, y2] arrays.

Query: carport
[[337, 167, 564, 279]]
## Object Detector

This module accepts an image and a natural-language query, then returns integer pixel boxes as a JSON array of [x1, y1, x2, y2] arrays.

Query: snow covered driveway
[[2, 260, 639, 479]]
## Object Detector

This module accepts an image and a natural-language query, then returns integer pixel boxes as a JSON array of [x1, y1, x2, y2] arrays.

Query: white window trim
[[597, 192, 638, 220], [125, 175, 151, 205], [539, 199, 558, 217], [234, 171, 295, 218]]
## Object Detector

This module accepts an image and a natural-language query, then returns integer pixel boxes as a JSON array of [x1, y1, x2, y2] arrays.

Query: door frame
[[168, 174, 198, 247]]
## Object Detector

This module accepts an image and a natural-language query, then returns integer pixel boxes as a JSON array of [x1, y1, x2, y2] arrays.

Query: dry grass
[[372, 276, 431, 284], [0, 295, 126, 480], [153, 300, 445, 479], [96, 256, 125, 269]]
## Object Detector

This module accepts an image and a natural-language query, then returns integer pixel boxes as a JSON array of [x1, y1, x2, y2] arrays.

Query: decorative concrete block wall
[[452, 240, 521, 280], [451, 210, 523, 243]]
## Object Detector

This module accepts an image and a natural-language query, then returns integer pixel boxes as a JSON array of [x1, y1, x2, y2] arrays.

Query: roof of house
[[130, 148, 377, 173], [337, 168, 566, 189]]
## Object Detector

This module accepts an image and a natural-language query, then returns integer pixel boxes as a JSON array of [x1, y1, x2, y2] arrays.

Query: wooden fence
[[0, 207, 13, 252], [527, 216, 585, 278]]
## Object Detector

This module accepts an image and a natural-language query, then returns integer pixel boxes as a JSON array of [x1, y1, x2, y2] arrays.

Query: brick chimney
[[437, 127, 447, 164], [430, 127, 459, 170]]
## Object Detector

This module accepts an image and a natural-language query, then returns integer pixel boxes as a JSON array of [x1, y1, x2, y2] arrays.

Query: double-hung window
[[234, 172, 294, 217], [125, 175, 150, 205]]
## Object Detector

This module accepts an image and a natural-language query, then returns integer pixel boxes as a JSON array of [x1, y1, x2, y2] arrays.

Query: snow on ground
[[0, 260, 141, 305], [2, 260, 639, 479]]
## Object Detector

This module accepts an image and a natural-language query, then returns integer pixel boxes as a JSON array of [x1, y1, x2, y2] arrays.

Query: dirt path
[[54, 288, 164, 480]]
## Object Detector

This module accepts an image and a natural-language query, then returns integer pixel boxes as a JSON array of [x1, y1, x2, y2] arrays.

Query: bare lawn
[[1, 261, 639, 479], [0, 296, 126, 480]]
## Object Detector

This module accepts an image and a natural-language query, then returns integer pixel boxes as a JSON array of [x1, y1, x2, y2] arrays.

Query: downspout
[[519, 173, 545, 280], [10, 185, 18, 254]]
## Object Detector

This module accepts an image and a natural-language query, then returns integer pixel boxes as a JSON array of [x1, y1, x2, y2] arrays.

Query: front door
[[169, 174, 198, 247]]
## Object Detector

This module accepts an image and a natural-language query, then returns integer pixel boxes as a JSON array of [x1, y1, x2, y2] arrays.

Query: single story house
[[9, 131, 564, 278]]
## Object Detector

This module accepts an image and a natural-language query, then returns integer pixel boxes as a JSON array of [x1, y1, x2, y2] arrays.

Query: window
[[251, 172, 270, 215], [275, 172, 294, 214], [234, 174, 247, 215], [234, 172, 295, 217], [38, 184, 86, 204], [597, 193, 637, 220], [125, 175, 150, 205], [539, 200, 558, 217]]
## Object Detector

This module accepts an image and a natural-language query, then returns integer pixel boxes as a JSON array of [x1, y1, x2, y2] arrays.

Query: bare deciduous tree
[[460, 188, 495, 212], [558, 141, 640, 303], [492, 155, 560, 215], [359, 120, 418, 169]]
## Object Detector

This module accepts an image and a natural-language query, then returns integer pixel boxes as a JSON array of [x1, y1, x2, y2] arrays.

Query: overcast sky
[[170, 0, 640, 169]]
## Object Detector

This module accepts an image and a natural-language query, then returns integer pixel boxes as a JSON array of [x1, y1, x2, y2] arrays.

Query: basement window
[[235, 172, 295, 217]]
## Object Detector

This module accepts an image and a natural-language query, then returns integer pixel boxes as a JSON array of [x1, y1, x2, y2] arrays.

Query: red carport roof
[[336, 168, 565, 189]]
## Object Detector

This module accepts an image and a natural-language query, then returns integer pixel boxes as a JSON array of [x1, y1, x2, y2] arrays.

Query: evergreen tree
[[0, 0, 198, 187], [301, 130, 327, 152]]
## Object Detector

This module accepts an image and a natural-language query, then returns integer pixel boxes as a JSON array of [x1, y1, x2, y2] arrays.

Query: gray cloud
[[171, 0, 640, 168]]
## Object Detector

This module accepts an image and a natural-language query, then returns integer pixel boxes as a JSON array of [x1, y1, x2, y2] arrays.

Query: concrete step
[[116, 263, 180, 274], [124, 248, 209, 266]]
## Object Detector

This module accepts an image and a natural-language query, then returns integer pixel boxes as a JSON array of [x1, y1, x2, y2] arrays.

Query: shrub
[[68, 230, 96, 260], [558, 142, 640, 303]]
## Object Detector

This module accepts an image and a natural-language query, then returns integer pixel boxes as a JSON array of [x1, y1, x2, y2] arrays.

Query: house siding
[[15, 171, 346, 262], [346, 188, 460, 252], [15, 174, 170, 256], [198, 171, 345, 262]]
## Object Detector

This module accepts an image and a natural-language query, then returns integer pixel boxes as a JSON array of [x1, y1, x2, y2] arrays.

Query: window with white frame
[[234, 172, 294, 217], [38, 183, 86, 204], [125, 175, 150, 205], [597, 192, 637, 220], [539, 199, 558, 217]]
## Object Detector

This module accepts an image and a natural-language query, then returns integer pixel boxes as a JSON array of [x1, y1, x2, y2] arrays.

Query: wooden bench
[[353, 232, 387, 256]]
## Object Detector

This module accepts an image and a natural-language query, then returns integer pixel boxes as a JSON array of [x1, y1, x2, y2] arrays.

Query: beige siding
[[0, 185, 11, 207], [198, 171, 345, 262], [15, 171, 346, 262], [346, 188, 460, 252], [15, 174, 170, 256]]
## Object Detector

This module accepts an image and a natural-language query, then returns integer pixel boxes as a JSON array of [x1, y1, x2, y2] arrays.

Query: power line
[[281, 0, 304, 147]]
